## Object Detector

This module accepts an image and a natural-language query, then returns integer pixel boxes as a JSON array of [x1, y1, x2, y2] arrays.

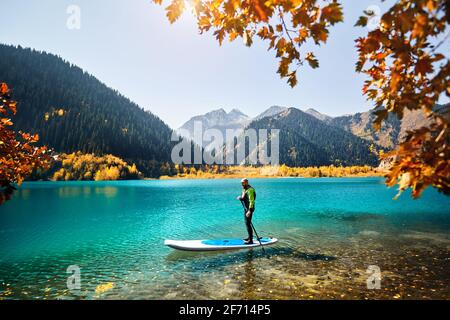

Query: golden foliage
[[44, 108, 66, 121], [383, 116, 449, 199], [154, 0, 343, 87], [94, 166, 120, 181], [95, 282, 115, 295], [51, 152, 142, 181], [355, 0, 450, 197], [0, 83, 51, 204], [160, 164, 381, 179]]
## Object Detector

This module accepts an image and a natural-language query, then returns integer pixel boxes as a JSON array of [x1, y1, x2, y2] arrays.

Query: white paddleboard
[[164, 237, 278, 251]]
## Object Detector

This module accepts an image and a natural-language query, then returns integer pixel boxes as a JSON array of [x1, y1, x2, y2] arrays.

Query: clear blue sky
[[1, 0, 442, 129]]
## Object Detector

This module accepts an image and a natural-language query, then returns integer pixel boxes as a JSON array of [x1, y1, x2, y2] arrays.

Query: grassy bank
[[159, 165, 384, 180]]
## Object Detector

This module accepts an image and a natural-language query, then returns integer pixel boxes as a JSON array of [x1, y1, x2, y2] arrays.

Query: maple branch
[[431, 29, 450, 53], [278, 8, 295, 46]]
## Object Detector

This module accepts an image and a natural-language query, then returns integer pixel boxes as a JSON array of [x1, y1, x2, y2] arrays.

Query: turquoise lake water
[[0, 178, 449, 299]]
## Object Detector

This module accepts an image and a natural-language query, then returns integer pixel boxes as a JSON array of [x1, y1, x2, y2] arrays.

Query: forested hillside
[[0, 44, 174, 177], [247, 108, 379, 167]]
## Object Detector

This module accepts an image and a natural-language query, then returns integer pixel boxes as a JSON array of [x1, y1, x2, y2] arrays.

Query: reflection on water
[[0, 178, 449, 300], [55, 186, 118, 198], [15, 189, 31, 201], [94, 187, 118, 198]]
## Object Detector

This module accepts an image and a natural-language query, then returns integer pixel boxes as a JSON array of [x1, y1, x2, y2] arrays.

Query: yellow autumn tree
[[51, 152, 142, 181], [94, 166, 120, 181]]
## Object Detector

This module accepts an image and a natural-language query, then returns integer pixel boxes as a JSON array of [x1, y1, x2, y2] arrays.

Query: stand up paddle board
[[164, 237, 278, 251]]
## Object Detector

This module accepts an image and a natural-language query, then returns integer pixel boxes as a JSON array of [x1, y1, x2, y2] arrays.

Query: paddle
[[240, 200, 266, 254]]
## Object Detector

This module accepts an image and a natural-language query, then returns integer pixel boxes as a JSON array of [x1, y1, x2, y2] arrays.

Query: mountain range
[[177, 108, 250, 142], [246, 108, 378, 166], [1, 43, 437, 174], [179, 104, 435, 152], [329, 109, 431, 149]]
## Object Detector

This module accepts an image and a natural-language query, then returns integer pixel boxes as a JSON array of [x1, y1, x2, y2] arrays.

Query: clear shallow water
[[0, 178, 449, 300]]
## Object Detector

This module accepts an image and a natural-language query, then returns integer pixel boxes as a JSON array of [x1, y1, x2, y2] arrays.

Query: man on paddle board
[[237, 178, 256, 244]]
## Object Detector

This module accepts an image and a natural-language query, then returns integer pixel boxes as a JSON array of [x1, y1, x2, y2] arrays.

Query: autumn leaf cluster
[[355, 0, 449, 197], [52, 152, 142, 181], [155, 0, 344, 87], [0, 83, 51, 204]]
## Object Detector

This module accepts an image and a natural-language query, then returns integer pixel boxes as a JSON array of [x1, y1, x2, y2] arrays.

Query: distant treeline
[[30, 153, 380, 181], [31, 152, 142, 181], [160, 164, 382, 179]]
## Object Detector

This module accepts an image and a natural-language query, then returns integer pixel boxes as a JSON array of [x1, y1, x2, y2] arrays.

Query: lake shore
[[157, 165, 385, 180], [156, 174, 383, 180]]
